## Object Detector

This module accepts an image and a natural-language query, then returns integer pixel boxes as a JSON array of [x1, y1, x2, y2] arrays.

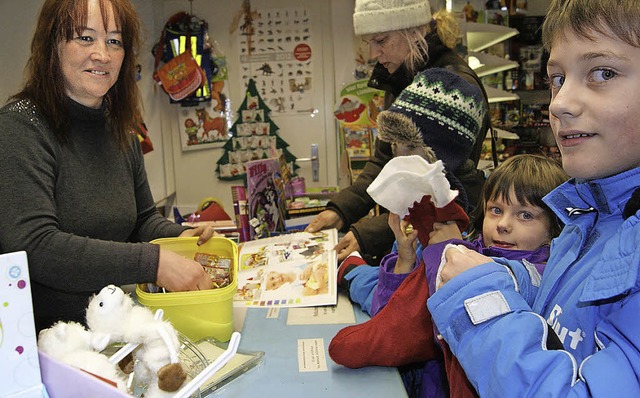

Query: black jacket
[[327, 30, 491, 264]]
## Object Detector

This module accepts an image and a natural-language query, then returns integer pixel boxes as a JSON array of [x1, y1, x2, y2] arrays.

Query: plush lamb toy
[[86, 285, 187, 396], [37, 321, 128, 392]]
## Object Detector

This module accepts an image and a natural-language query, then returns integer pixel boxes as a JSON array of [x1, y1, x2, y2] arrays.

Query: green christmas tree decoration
[[216, 79, 298, 180]]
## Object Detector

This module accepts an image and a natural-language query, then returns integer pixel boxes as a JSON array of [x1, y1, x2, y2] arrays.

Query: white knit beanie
[[353, 0, 432, 36]]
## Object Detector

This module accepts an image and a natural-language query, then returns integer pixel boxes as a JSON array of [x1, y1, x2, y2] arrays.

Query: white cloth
[[366, 155, 458, 218]]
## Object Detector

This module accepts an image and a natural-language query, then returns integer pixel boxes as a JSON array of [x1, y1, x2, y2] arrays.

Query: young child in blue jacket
[[330, 155, 567, 398], [341, 154, 566, 317], [428, 0, 640, 396]]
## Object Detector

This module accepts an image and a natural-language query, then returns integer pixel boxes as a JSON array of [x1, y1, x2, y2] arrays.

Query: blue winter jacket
[[428, 167, 640, 397]]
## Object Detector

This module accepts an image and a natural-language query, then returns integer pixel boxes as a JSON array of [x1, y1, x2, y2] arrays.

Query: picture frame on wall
[[177, 104, 230, 151]]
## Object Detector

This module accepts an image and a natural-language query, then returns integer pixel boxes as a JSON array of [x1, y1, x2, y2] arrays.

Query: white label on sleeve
[[464, 290, 510, 325]]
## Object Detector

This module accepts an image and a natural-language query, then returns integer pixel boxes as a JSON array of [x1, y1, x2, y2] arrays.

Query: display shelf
[[494, 127, 519, 140], [466, 21, 519, 52], [464, 21, 520, 104], [468, 50, 519, 78], [485, 85, 519, 103]]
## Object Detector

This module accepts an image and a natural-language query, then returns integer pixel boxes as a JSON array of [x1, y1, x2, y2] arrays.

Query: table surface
[[205, 304, 408, 397]]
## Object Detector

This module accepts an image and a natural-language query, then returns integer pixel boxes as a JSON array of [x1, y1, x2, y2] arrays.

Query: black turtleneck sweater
[[0, 98, 187, 331]]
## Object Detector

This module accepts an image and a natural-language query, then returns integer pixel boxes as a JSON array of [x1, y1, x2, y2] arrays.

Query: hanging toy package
[[153, 12, 214, 105]]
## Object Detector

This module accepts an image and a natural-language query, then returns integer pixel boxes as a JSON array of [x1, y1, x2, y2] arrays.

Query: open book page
[[233, 229, 338, 307]]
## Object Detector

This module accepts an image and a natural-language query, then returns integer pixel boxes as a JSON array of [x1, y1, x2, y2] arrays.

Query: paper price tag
[[297, 338, 327, 372]]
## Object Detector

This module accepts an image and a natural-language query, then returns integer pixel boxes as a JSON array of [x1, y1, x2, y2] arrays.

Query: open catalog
[[233, 229, 338, 308]]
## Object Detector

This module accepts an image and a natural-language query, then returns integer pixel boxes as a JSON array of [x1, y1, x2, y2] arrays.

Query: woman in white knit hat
[[307, 0, 491, 267]]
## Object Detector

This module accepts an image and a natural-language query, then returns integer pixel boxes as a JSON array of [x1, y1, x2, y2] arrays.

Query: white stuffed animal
[[37, 321, 128, 392], [86, 285, 187, 396]]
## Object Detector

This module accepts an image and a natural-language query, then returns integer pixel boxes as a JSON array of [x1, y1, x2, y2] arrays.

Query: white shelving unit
[[467, 50, 519, 78], [466, 21, 520, 104], [483, 85, 520, 104], [466, 21, 519, 52], [464, 19, 521, 171]]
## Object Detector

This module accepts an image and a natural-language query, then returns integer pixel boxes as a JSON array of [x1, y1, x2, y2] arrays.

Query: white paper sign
[[297, 338, 327, 372], [287, 293, 356, 325]]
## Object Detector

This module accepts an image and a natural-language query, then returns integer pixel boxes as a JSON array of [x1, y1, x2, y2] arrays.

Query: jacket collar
[[545, 167, 640, 225], [544, 167, 640, 301]]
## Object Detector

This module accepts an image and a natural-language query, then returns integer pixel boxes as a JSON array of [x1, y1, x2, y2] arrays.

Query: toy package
[[246, 156, 290, 239]]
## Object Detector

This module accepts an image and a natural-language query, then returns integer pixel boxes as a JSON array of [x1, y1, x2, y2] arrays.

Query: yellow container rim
[[136, 236, 238, 305]]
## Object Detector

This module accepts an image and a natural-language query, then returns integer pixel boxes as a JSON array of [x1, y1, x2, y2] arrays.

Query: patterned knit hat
[[353, 0, 432, 36], [376, 68, 486, 173]]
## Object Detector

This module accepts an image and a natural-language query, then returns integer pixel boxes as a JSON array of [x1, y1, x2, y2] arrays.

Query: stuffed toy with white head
[[86, 285, 187, 396], [37, 321, 128, 392]]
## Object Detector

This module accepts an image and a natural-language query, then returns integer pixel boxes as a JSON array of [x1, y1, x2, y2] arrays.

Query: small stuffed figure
[[86, 285, 187, 396], [37, 321, 128, 391]]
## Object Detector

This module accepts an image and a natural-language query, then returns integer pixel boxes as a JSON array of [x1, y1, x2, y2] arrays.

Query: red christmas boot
[[405, 195, 469, 247], [328, 260, 437, 368]]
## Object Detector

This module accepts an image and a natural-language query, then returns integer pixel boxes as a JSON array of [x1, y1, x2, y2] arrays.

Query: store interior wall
[[0, 0, 551, 218], [0, 0, 354, 218]]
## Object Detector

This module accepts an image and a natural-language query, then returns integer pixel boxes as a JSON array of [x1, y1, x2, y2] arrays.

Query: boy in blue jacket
[[429, 0, 640, 396]]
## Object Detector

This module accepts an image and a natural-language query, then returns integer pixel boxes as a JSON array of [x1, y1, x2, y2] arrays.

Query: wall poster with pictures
[[178, 103, 232, 151], [232, 3, 315, 115], [216, 79, 298, 180]]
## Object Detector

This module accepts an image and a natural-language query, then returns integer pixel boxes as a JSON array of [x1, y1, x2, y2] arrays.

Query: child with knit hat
[[378, 67, 487, 211], [306, 2, 491, 268], [332, 67, 486, 317]]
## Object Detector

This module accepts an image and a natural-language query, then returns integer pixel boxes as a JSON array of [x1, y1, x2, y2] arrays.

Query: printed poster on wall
[[178, 104, 231, 151], [233, 6, 314, 115], [334, 79, 384, 161], [176, 63, 233, 152]]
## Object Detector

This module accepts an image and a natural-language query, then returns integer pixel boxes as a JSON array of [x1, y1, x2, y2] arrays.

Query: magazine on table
[[233, 229, 338, 308]]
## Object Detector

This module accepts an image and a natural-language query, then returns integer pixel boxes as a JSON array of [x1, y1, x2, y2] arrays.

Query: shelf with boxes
[[467, 14, 561, 167], [502, 14, 560, 163], [465, 20, 521, 170], [467, 21, 520, 104]]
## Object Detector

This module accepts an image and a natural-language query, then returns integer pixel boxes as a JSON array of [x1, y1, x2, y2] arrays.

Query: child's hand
[[428, 221, 462, 244], [439, 245, 492, 288], [388, 213, 418, 274]]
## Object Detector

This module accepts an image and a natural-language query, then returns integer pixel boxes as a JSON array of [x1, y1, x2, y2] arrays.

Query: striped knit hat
[[377, 68, 486, 173]]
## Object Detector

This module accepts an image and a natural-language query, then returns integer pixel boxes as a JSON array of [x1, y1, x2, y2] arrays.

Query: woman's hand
[[439, 245, 491, 288], [305, 210, 344, 233], [156, 248, 212, 291], [179, 225, 217, 245], [333, 231, 360, 262], [388, 213, 418, 274], [428, 221, 462, 245]]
